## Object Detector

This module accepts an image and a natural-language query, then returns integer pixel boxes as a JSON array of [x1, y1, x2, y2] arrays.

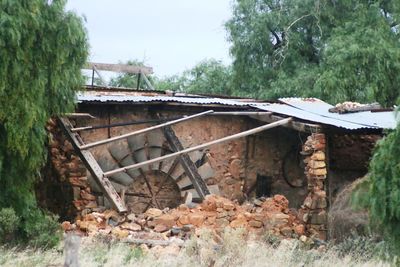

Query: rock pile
[[63, 194, 306, 240]]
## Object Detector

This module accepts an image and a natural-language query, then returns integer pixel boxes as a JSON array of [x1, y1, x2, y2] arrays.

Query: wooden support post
[[163, 125, 210, 200], [80, 110, 214, 150], [104, 117, 292, 177], [142, 73, 155, 90], [58, 117, 127, 213]]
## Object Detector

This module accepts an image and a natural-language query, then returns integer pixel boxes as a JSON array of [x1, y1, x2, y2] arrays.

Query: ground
[[0, 229, 393, 267]]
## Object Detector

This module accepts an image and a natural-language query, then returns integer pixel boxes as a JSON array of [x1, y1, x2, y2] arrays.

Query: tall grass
[[0, 229, 395, 267]]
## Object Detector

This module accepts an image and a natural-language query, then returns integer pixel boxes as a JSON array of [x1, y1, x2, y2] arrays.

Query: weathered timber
[[80, 110, 214, 150], [163, 125, 210, 200], [70, 112, 271, 132], [64, 113, 96, 119], [84, 62, 153, 75], [103, 117, 292, 177], [210, 111, 272, 116], [70, 116, 183, 132], [58, 117, 127, 212], [249, 114, 322, 133]]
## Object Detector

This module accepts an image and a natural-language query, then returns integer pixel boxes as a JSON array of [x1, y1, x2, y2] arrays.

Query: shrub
[[0, 208, 20, 243], [22, 209, 61, 249]]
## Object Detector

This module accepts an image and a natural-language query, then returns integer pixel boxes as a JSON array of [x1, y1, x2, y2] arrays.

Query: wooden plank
[[249, 114, 322, 133], [163, 125, 210, 199], [84, 62, 153, 75], [58, 117, 127, 212], [103, 117, 292, 177], [80, 110, 214, 150], [210, 111, 272, 116], [64, 113, 96, 119]]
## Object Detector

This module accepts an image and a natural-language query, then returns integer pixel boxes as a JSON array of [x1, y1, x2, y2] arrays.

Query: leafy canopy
[[0, 0, 88, 245], [366, 112, 400, 247], [226, 0, 400, 106]]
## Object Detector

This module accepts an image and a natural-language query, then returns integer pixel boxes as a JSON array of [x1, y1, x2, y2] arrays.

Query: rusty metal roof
[[253, 98, 397, 130], [77, 91, 397, 130], [76, 91, 251, 106]]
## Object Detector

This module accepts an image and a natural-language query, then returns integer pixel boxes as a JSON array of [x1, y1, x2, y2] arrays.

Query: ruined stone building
[[39, 84, 396, 240]]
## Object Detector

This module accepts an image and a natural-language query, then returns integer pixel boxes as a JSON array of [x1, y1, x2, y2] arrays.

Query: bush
[[0, 208, 20, 243], [22, 209, 61, 249]]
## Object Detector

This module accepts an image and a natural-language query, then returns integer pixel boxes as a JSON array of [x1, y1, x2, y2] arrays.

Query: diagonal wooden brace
[[58, 117, 127, 213], [163, 125, 210, 200]]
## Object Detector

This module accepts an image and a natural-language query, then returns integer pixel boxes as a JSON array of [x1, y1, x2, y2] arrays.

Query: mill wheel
[[87, 128, 218, 213]]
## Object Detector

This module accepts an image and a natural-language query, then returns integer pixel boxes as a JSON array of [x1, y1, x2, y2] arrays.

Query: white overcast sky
[[66, 0, 233, 77]]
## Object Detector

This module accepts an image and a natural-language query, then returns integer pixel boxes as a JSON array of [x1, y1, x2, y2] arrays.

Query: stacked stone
[[46, 118, 97, 214], [65, 194, 306, 240], [300, 133, 327, 240]]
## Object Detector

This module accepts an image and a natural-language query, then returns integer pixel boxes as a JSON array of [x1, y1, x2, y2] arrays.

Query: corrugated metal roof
[[76, 91, 250, 106], [77, 91, 397, 130], [253, 98, 397, 130]]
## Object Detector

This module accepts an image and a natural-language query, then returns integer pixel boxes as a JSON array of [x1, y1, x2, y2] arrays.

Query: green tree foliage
[[226, 0, 400, 106], [0, 0, 88, 246], [366, 112, 400, 247], [109, 60, 155, 89], [175, 59, 233, 96]]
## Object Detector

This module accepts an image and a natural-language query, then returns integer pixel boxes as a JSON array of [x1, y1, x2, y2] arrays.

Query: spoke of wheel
[[142, 199, 155, 213], [132, 150, 154, 197], [125, 192, 152, 198]]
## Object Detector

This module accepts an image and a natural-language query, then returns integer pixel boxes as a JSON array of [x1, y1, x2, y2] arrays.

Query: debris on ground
[[62, 194, 306, 244]]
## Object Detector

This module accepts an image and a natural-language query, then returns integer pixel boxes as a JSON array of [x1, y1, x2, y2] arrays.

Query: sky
[[66, 0, 233, 77]]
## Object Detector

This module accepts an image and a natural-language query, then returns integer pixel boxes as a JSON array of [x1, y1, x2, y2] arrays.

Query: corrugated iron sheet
[[253, 98, 397, 130], [76, 91, 249, 106], [77, 91, 397, 130]]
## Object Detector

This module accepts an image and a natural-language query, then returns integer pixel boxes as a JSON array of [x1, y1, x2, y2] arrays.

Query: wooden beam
[[249, 114, 322, 133], [58, 117, 127, 212], [210, 111, 272, 116], [84, 62, 153, 75], [64, 113, 96, 119], [80, 110, 214, 150], [163, 125, 210, 200], [103, 117, 292, 177]]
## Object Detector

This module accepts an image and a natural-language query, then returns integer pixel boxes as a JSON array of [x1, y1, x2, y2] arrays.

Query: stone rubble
[[62, 194, 307, 243]]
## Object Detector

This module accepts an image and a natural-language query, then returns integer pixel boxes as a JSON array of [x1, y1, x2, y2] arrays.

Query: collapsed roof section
[[77, 88, 397, 131]]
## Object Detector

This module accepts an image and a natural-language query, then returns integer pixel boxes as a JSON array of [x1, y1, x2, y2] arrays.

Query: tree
[[0, 0, 88, 246], [365, 111, 400, 248], [226, 0, 400, 106], [176, 59, 233, 96]]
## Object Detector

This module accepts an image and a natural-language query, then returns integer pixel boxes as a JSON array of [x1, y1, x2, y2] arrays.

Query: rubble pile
[[63, 194, 306, 240]]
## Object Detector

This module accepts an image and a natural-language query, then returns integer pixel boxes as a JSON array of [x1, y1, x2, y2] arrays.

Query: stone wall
[[328, 133, 381, 199], [38, 118, 98, 219]]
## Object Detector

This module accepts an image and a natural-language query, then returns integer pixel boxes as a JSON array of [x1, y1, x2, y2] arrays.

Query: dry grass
[[0, 229, 395, 267], [328, 178, 370, 241]]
